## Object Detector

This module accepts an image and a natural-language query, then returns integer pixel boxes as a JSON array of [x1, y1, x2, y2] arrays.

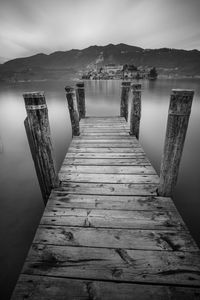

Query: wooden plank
[[73, 136, 137, 140], [80, 128, 130, 133], [34, 226, 198, 251], [70, 142, 142, 148], [63, 158, 151, 166], [80, 127, 130, 130], [80, 124, 129, 128], [80, 133, 131, 136], [47, 193, 176, 211], [80, 121, 126, 125], [60, 182, 157, 195], [66, 153, 147, 159], [68, 147, 145, 153], [12, 275, 200, 300], [59, 173, 159, 184], [59, 165, 156, 174], [42, 208, 186, 230], [71, 137, 138, 142], [22, 244, 200, 286], [81, 117, 125, 122]]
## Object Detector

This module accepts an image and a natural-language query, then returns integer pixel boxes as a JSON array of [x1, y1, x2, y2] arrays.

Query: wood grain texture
[[120, 81, 131, 121], [23, 93, 59, 202], [76, 82, 86, 119], [59, 165, 156, 174], [12, 275, 200, 300], [34, 225, 198, 251], [130, 83, 141, 138], [59, 173, 159, 184], [60, 182, 158, 195], [65, 86, 80, 136], [158, 89, 194, 196], [47, 193, 176, 211], [41, 208, 186, 230], [22, 244, 200, 286], [64, 158, 152, 166]]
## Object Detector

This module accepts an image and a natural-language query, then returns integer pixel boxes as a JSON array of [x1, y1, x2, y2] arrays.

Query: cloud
[[0, 0, 200, 59]]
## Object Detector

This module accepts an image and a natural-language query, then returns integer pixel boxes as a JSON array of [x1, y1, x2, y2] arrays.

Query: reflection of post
[[65, 86, 80, 136], [120, 81, 131, 121], [130, 83, 141, 139], [24, 92, 59, 204], [0, 136, 3, 153], [158, 89, 194, 197], [76, 82, 86, 119]]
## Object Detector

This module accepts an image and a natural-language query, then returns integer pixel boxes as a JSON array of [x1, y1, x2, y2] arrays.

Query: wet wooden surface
[[12, 117, 200, 299]]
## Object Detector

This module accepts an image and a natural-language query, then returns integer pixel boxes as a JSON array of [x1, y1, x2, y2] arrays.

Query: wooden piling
[[158, 89, 194, 197], [120, 81, 131, 121], [65, 86, 80, 136], [23, 92, 59, 203], [76, 82, 86, 119], [130, 83, 141, 139]]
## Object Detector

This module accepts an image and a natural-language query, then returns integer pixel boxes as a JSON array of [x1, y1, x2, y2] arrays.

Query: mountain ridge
[[0, 43, 200, 81]]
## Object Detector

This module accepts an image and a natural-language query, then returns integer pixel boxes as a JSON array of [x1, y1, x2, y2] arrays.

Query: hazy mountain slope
[[0, 44, 200, 80]]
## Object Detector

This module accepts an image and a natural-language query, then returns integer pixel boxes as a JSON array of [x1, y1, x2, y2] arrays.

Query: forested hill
[[0, 43, 200, 81]]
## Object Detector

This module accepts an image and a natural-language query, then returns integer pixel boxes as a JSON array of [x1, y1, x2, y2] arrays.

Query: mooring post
[[76, 81, 86, 119], [65, 86, 80, 136], [120, 81, 131, 121], [158, 89, 194, 197], [23, 92, 59, 203], [130, 83, 141, 139]]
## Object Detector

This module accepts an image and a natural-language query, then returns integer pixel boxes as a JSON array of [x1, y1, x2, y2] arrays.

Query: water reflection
[[0, 78, 200, 299]]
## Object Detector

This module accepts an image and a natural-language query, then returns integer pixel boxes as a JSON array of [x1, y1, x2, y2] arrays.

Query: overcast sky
[[0, 0, 200, 60]]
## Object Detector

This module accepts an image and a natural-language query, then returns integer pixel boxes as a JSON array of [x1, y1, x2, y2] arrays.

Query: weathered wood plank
[[22, 244, 200, 286], [59, 173, 159, 184], [70, 142, 142, 148], [73, 136, 137, 140], [60, 182, 158, 195], [81, 116, 125, 121], [66, 153, 147, 159], [34, 226, 198, 251], [80, 133, 131, 137], [68, 147, 145, 153], [80, 124, 129, 128], [47, 193, 176, 211], [42, 208, 185, 230], [80, 121, 126, 125], [63, 158, 151, 166], [80, 129, 130, 133], [12, 275, 200, 300], [59, 165, 156, 174]]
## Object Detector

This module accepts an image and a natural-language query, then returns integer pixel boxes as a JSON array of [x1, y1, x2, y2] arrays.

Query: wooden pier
[[11, 83, 200, 299]]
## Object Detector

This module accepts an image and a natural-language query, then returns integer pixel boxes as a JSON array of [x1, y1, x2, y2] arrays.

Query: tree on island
[[148, 67, 158, 79], [128, 64, 137, 71]]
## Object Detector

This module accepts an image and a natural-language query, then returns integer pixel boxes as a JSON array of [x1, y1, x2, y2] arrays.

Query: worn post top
[[169, 89, 194, 115], [23, 91, 46, 109], [76, 82, 84, 88], [121, 81, 131, 88], [65, 86, 75, 94], [131, 83, 142, 92]]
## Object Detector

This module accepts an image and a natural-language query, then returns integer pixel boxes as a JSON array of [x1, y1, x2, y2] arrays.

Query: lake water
[[0, 78, 200, 298]]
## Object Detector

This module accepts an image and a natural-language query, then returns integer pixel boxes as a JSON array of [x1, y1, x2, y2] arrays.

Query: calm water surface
[[0, 78, 200, 298]]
